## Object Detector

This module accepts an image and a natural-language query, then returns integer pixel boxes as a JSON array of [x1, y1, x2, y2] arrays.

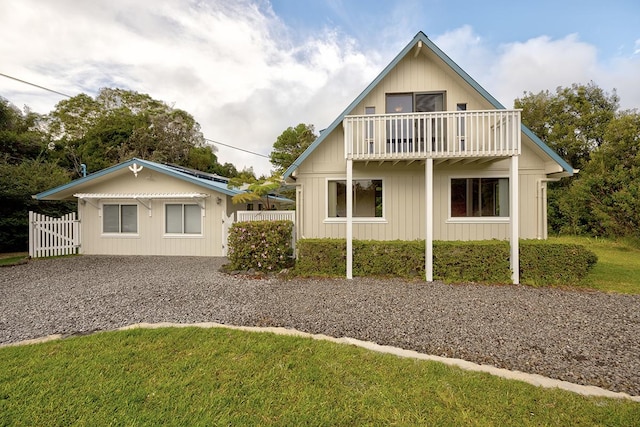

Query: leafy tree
[[515, 82, 619, 170], [0, 158, 72, 251], [229, 174, 283, 210], [269, 123, 317, 172], [560, 112, 640, 237], [46, 88, 210, 176], [0, 98, 46, 162]]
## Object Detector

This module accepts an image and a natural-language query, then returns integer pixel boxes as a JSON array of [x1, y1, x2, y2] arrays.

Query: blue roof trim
[[283, 31, 574, 178], [34, 158, 240, 200]]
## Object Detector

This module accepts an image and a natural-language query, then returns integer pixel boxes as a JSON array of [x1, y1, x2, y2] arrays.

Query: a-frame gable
[[284, 31, 574, 178]]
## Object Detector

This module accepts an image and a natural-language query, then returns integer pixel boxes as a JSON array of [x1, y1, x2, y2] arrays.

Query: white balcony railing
[[344, 109, 521, 160]]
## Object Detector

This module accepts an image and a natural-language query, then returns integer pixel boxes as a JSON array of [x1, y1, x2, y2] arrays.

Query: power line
[[205, 138, 270, 159], [1, 72, 271, 160], [0, 72, 73, 98]]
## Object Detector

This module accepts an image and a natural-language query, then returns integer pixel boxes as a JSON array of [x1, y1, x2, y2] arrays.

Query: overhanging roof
[[34, 158, 240, 201], [283, 31, 576, 179]]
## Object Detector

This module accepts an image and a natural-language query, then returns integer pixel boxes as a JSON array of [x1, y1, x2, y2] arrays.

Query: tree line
[[2, 82, 638, 252]]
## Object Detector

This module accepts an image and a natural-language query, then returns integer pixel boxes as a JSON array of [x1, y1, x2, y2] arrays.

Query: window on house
[[103, 204, 138, 233], [451, 178, 509, 217], [328, 179, 383, 218], [165, 204, 201, 234], [246, 204, 254, 211]]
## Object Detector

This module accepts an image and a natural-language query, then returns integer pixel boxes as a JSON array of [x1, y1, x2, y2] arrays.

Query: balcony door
[[386, 92, 445, 153]]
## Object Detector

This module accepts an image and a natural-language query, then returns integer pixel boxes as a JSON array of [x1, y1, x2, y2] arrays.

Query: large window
[[103, 204, 138, 233], [165, 204, 201, 234], [451, 178, 509, 218], [328, 179, 383, 218]]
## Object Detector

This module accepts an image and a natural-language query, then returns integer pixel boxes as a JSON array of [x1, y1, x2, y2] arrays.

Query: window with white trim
[[103, 204, 138, 233], [165, 204, 202, 234], [451, 178, 509, 217], [328, 179, 383, 218]]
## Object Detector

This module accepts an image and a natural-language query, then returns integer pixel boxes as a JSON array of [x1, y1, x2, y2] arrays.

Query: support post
[[425, 158, 433, 281], [510, 155, 519, 284], [346, 158, 353, 279]]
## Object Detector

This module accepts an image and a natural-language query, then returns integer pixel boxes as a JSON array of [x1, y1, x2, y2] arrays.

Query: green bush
[[295, 239, 597, 286], [519, 241, 598, 286], [227, 220, 294, 273]]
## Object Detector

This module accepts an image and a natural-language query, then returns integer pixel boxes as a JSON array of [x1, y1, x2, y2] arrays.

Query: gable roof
[[34, 158, 241, 201], [284, 31, 575, 178]]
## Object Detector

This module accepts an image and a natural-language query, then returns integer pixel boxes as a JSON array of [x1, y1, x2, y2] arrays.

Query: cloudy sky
[[1, 0, 639, 176]]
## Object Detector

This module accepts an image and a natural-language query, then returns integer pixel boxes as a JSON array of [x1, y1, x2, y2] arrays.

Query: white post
[[425, 158, 433, 281], [346, 158, 353, 279], [510, 155, 520, 284], [28, 211, 34, 258]]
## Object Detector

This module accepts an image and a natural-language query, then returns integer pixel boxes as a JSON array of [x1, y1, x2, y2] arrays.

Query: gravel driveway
[[1, 255, 639, 396]]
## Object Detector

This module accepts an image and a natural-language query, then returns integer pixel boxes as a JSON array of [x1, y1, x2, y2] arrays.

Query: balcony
[[343, 109, 521, 162]]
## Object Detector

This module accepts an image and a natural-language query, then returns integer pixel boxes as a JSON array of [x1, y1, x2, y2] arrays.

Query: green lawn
[[0, 252, 28, 266], [0, 327, 637, 426], [549, 236, 640, 294]]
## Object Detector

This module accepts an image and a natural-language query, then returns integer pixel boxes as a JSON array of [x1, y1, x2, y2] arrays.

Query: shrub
[[520, 241, 598, 286], [227, 220, 294, 272], [295, 239, 597, 286]]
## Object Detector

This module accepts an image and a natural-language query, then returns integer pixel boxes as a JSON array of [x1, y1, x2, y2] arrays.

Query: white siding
[[78, 170, 227, 256], [295, 48, 551, 242]]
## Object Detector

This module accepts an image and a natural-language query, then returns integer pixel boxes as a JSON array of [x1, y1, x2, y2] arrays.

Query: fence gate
[[29, 211, 80, 258]]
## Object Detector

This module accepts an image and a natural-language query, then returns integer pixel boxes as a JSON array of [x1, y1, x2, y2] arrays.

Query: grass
[[549, 236, 640, 294], [0, 252, 28, 266], [0, 327, 637, 426]]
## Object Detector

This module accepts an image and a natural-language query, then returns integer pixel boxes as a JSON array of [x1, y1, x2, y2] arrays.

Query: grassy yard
[[549, 236, 640, 294], [1, 327, 638, 426], [0, 252, 28, 266]]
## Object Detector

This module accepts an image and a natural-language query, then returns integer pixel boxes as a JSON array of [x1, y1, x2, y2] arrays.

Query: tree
[[560, 111, 640, 237], [515, 82, 619, 170], [516, 82, 621, 235], [46, 88, 212, 176], [0, 98, 46, 163], [229, 174, 282, 210], [0, 158, 72, 251], [269, 123, 317, 172]]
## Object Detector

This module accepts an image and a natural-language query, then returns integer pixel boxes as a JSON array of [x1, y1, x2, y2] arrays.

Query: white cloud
[[434, 29, 640, 111], [2, 2, 639, 178], [0, 0, 381, 176]]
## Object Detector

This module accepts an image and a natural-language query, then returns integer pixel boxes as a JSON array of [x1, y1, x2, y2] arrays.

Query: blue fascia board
[[283, 31, 575, 178], [34, 158, 240, 200]]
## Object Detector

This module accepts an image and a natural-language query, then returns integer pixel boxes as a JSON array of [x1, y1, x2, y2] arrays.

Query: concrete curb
[[5, 322, 640, 402]]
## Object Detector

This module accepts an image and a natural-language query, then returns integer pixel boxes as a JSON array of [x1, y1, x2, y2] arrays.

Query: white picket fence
[[28, 211, 80, 258], [236, 210, 295, 222]]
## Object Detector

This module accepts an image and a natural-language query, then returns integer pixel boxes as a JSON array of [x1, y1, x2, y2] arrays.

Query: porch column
[[510, 155, 520, 284], [346, 158, 353, 279], [425, 158, 433, 281]]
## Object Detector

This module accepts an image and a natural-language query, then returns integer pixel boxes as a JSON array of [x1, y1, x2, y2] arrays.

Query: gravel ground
[[1, 255, 639, 396]]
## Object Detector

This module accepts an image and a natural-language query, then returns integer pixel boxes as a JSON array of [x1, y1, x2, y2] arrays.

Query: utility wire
[[204, 138, 270, 159], [0, 72, 73, 98], [1, 72, 270, 160]]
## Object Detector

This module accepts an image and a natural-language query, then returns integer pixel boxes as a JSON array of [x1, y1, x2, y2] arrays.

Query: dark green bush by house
[[227, 220, 294, 273], [295, 239, 597, 286]]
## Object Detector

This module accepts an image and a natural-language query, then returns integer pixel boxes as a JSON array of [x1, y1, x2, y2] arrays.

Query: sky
[[1, 0, 639, 177]]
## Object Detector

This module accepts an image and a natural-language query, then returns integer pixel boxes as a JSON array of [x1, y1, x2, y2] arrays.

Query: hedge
[[227, 220, 294, 272], [294, 239, 597, 286]]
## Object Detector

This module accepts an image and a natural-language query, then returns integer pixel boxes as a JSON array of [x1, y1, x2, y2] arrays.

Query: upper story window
[[451, 178, 509, 218], [327, 179, 383, 219], [103, 204, 138, 234], [386, 92, 445, 114]]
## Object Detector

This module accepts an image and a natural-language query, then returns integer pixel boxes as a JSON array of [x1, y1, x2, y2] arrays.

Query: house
[[283, 32, 576, 284], [33, 158, 290, 257]]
